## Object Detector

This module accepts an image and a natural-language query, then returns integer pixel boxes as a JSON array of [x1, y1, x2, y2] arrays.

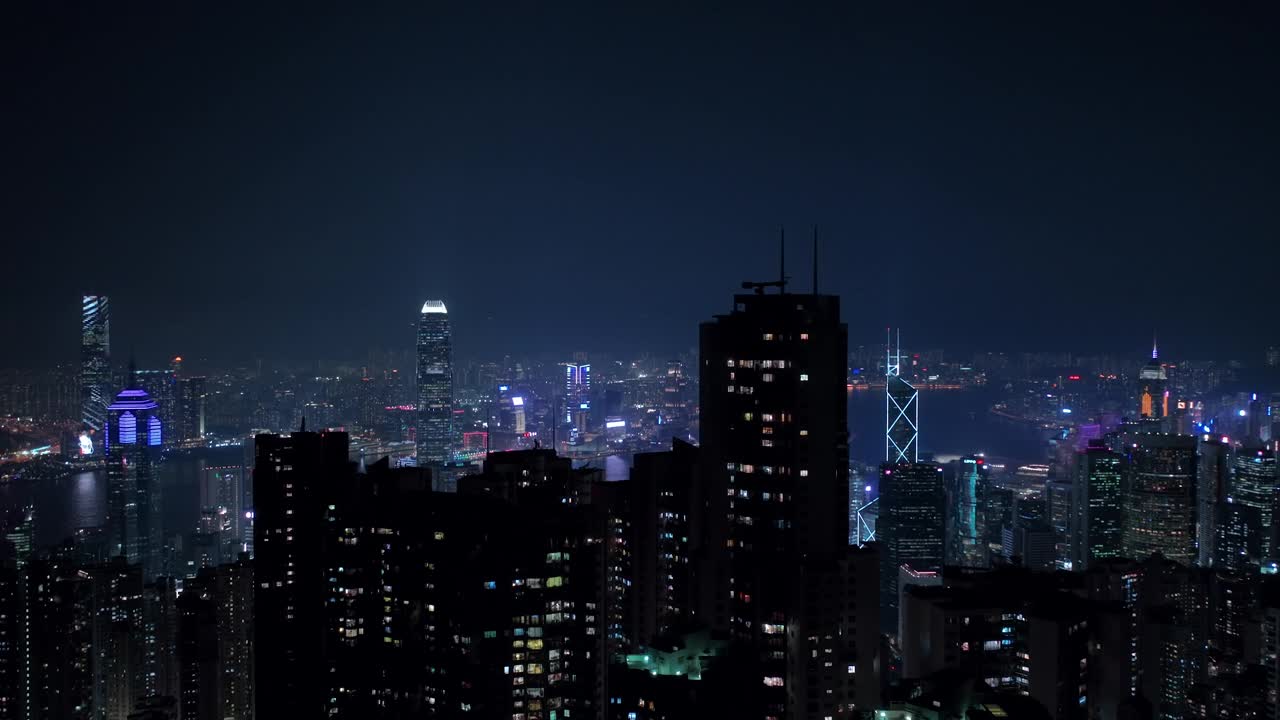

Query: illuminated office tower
[[886, 328, 918, 462], [563, 357, 591, 430], [1122, 433, 1198, 565], [1198, 434, 1231, 567], [945, 455, 989, 568], [104, 382, 163, 577], [700, 278, 879, 718], [1215, 446, 1276, 570], [177, 376, 207, 445], [879, 462, 945, 633], [1137, 338, 1168, 420], [1072, 440, 1125, 569], [132, 366, 178, 447], [415, 300, 454, 467], [80, 295, 111, 447]]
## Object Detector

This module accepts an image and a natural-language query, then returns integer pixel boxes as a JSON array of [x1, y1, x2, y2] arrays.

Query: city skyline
[[4, 4, 1280, 719]]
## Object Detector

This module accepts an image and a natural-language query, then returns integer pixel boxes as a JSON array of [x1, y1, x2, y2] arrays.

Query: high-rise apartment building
[[254, 430, 352, 717], [416, 301, 454, 469], [81, 295, 111, 447], [700, 285, 878, 717]]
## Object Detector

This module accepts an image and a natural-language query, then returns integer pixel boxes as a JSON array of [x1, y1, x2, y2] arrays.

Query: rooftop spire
[[1152, 331, 1158, 360], [779, 226, 787, 292]]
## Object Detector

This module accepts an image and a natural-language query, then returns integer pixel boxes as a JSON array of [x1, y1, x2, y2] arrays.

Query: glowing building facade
[[415, 300, 454, 468], [945, 455, 989, 568], [886, 329, 918, 463], [105, 384, 163, 577], [1138, 339, 1169, 419], [1122, 433, 1198, 565], [81, 295, 111, 449], [1073, 439, 1125, 569]]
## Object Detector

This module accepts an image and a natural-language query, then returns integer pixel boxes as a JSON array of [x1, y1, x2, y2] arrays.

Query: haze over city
[[3, 4, 1280, 720], [4, 3, 1278, 367]]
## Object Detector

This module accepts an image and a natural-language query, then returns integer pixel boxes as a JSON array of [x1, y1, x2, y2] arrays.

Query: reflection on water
[[848, 387, 1047, 465], [3, 453, 227, 549], [72, 471, 104, 533]]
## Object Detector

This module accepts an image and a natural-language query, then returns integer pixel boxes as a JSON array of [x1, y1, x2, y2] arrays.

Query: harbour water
[[6, 389, 1044, 546]]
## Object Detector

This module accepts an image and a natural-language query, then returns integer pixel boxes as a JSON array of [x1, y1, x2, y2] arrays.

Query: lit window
[[800, 374, 809, 381], [763, 676, 784, 687], [799, 470, 809, 477], [763, 373, 774, 382], [800, 333, 809, 340]]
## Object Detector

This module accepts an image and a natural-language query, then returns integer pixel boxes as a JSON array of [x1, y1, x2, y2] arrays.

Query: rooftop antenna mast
[[779, 225, 786, 293], [740, 226, 790, 295], [812, 225, 818, 295]]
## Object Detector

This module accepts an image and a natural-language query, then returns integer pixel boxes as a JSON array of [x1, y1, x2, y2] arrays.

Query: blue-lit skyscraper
[[81, 295, 111, 450], [945, 455, 989, 568], [416, 300, 453, 468], [563, 358, 591, 432], [105, 383, 163, 577], [886, 328, 918, 463]]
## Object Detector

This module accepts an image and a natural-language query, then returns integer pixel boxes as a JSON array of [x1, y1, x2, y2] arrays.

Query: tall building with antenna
[[697, 229, 879, 718], [886, 328, 919, 462], [1138, 333, 1168, 419], [416, 300, 454, 469]]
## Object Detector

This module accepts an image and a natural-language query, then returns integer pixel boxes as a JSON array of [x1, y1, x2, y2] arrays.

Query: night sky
[[4, 3, 1277, 367]]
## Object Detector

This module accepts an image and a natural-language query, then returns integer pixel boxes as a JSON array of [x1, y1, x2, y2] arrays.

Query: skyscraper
[[1215, 446, 1276, 570], [80, 295, 111, 448], [254, 430, 352, 717], [1122, 433, 1198, 565], [886, 329, 918, 463], [1197, 434, 1231, 567], [879, 462, 945, 633], [1138, 338, 1168, 420], [177, 376, 207, 445], [700, 282, 878, 718], [563, 357, 591, 432], [104, 383, 163, 577], [945, 455, 989, 568], [1073, 440, 1125, 570], [415, 300, 454, 469]]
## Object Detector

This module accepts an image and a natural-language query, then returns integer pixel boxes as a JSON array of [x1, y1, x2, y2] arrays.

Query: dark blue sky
[[4, 2, 1277, 367]]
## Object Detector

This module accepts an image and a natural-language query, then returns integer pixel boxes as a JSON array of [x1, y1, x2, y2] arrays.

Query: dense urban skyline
[[4, 4, 1280, 720], [4, 3, 1279, 367]]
